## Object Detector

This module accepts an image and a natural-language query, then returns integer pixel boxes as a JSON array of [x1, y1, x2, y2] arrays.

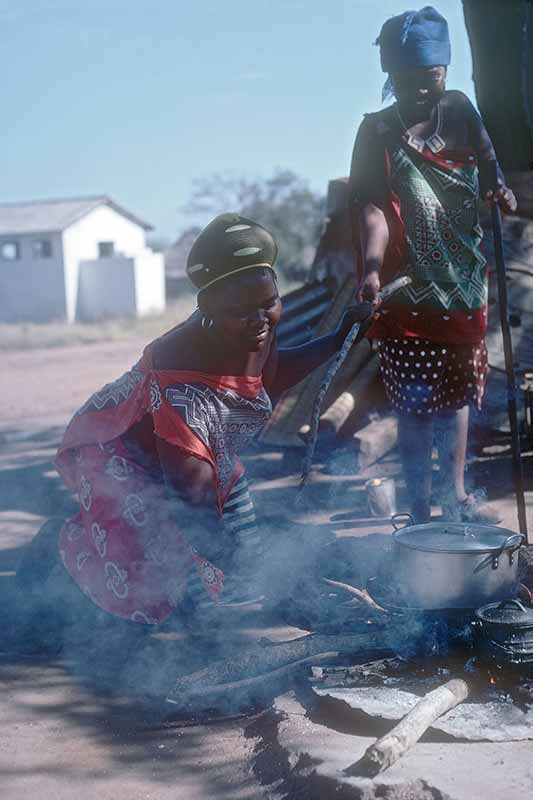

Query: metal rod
[[491, 199, 529, 540]]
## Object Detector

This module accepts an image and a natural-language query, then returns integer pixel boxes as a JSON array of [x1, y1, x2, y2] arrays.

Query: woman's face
[[392, 66, 446, 113], [203, 271, 282, 352]]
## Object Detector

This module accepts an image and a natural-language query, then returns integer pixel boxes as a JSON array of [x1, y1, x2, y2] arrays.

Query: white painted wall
[[77, 256, 137, 320], [0, 232, 65, 322], [62, 204, 147, 322], [134, 249, 166, 316], [0, 202, 158, 323], [78, 251, 166, 321]]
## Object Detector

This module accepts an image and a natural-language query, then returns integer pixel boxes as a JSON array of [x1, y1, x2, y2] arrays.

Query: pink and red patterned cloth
[[55, 343, 271, 624]]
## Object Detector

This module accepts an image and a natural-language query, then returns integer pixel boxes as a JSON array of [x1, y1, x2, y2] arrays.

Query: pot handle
[[391, 512, 415, 531], [491, 533, 524, 568], [497, 533, 524, 567], [498, 533, 525, 553], [497, 598, 528, 614]]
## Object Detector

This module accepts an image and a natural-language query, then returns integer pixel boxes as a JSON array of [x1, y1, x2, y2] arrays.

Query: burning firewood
[[323, 578, 388, 614], [346, 678, 469, 777], [310, 657, 406, 686]]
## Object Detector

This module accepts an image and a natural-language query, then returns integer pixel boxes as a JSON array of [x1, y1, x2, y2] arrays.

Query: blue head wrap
[[376, 6, 451, 74]]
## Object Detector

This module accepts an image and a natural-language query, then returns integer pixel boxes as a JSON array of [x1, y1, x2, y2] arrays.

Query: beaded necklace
[[396, 102, 446, 154]]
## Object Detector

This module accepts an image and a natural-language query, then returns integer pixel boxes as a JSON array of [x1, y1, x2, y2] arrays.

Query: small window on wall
[[32, 239, 52, 258], [0, 241, 20, 261], [98, 241, 115, 258]]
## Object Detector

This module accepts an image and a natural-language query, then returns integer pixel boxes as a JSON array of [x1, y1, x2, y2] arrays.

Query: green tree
[[146, 235, 171, 253], [184, 169, 326, 279]]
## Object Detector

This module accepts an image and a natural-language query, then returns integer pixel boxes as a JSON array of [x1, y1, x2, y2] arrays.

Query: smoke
[[9, 204, 533, 712], [5, 455, 340, 712]]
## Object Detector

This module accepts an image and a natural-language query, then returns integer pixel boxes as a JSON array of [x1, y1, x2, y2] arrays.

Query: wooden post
[[312, 355, 379, 440], [353, 414, 398, 471]]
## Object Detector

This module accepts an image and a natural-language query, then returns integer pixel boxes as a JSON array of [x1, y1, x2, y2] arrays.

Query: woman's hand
[[485, 185, 517, 214], [357, 270, 381, 303], [336, 302, 374, 346]]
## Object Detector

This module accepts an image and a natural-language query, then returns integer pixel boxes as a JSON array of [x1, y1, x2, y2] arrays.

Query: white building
[[0, 195, 166, 323]]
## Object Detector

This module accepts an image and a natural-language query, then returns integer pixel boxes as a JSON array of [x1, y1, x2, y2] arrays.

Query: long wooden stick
[[299, 275, 412, 488], [166, 630, 389, 704], [492, 199, 528, 540], [322, 578, 387, 614], [299, 321, 362, 487], [346, 679, 469, 777], [166, 652, 341, 710]]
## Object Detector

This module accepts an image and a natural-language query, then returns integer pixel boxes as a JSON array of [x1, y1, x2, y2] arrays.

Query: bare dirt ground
[[2, 337, 533, 798]]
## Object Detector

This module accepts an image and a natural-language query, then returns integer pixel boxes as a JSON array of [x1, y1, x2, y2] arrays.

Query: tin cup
[[365, 477, 397, 517]]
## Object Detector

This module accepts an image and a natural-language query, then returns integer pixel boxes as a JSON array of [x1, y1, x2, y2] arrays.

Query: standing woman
[[349, 6, 517, 523]]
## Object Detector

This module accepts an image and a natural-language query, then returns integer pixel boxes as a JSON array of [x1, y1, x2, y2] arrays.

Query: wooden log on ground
[[167, 652, 342, 710], [346, 679, 469, 777], [167, 629, 389, 704], [353, 414, 398, 471], [320, 338, 373, 417], [311, 354, 379, 441]]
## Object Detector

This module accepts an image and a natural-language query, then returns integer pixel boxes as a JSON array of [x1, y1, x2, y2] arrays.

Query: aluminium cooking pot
[[391, 513, 524, 610]]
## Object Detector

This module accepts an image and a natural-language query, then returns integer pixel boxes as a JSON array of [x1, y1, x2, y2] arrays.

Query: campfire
[[166, 515, 533, 780], [297, 519, 533, 777]]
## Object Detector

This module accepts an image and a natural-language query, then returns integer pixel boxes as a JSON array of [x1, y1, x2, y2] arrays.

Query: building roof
[[0, 195, 153, 236]]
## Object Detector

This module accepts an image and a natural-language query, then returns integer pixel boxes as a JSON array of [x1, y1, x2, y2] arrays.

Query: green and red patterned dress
[[349, 106, 489, 416]]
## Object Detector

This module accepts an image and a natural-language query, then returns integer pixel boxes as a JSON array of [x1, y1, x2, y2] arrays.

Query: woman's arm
[[266, 116, 387, 397], [357, 203, 390, 302], [347, 114, 391, 301], [156, 437, 224, 561], [267, 302, 373, 398]]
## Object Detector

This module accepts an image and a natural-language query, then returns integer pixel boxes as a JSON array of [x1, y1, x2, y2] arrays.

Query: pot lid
[[476, 598, 533, 626], [393, 523, 523, 554]]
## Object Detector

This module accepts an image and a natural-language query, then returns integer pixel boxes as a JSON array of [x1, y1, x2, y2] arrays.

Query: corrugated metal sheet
[[277, 280, 334, 347]]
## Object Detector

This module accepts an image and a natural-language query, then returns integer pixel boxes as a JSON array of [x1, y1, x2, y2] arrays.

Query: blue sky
[[2, 1, 474, 238]]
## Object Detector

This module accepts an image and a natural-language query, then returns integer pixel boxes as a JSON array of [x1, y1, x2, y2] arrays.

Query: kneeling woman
[[25, 213, 371, 634]]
